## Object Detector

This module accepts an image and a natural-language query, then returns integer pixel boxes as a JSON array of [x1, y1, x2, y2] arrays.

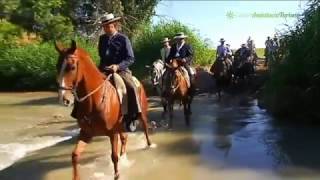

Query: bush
[[0, 37, 98, 90], [263, 0, 320, 120], [132, 20, 216, 77]]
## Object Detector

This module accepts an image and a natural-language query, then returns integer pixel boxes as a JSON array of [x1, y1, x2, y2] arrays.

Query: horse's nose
[[62, 94, 74, 107], [63, 99, 71, 106]]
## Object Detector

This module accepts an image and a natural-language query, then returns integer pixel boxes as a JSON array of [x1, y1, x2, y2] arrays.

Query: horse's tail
[[139, 84, 149, 115]]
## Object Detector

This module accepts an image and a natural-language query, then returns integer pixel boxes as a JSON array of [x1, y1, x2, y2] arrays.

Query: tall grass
[[263, 0, 320, 120]]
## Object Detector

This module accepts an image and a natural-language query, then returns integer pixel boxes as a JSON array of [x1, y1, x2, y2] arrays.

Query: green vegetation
[[132, 20, 215, 77], [0, 38, 98, 90], [256, 48, 265, 59], [0, 0, 159, 40], [0, 19, 214, 90], [263, 0, 320, 120]]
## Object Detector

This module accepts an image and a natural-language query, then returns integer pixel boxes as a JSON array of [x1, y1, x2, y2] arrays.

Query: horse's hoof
[[114, 172, 120, 180], [149, 143, 158, 149]]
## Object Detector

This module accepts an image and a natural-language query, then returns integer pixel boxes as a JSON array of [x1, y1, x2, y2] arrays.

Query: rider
[[239, 43, 250, 61], [247, 39, 257, 64], [166, 32, 194, 91], [272, 36, 280, 50], [264, 36, 273, 66], [216, 38, 232, 69], [247, 36, 252, 46], [226, 43, 233, 60], [216, 38, 227, 60], [160, 37, 171, 62], [97, 13, 140, 131]]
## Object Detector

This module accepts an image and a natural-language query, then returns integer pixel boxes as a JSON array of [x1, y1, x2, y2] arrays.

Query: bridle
[[170, 68, 182, 93], [58, 55, 110, 102]]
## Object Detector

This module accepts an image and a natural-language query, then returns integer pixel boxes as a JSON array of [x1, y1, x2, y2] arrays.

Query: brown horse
[[210, 58, 233, 100], [55, 40, 155, 180], [163, 59, 192, 128]]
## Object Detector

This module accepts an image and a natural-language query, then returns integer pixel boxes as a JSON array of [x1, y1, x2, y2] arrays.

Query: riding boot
[[119, 71, 141, 132], [185, 66, 195, 95]]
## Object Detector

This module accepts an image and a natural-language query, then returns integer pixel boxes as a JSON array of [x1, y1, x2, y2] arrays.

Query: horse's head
[[55, 40, 82, 106], [166, 59, 184, 94]]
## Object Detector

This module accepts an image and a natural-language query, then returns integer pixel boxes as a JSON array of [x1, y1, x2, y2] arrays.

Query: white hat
[[161, 37, 170, 43], [100, 13, 121, 25], [174, 32, 188, 39]]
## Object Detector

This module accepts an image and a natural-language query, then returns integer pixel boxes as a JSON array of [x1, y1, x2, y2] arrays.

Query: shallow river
[[0, 92, 320, 180]]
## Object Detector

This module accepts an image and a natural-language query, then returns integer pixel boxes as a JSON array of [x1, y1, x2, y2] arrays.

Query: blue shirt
[[217, 45, 227, 58], [98, 32, 134, 71]]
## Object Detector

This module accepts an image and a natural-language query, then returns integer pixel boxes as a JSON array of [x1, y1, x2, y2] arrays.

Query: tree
[[0, 0, 74, 40], [74, 0, 159, 39], [0, 0, 159, 41]]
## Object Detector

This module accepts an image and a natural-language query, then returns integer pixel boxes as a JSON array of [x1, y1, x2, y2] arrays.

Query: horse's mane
[[76, 48, 96, 66], [75, 47, 104, 76]]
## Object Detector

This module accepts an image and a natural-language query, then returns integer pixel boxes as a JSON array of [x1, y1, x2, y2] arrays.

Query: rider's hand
[[107, 64, 119, 73]]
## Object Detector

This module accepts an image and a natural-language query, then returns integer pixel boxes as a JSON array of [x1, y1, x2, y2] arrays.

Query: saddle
[[110, 73, 141, 116], [179, 67, 191, 88]]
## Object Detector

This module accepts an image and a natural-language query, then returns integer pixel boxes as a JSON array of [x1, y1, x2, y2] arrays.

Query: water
[[0, 136, 72, 170], [0, 92, 78, 171], [1, 92, 320, 180]]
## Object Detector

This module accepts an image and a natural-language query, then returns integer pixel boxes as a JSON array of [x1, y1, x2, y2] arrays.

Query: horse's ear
[[69, 40, 77, 54], [54, 41, 64, 53]]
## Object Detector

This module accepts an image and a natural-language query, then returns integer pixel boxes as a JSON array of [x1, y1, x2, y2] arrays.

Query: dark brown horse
[[163, 59, 192, 128], [55, 40, 155, 180], [210, 58, 233, 100]]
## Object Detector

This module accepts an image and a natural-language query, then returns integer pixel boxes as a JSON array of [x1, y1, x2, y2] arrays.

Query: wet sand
[[1, 92, 320, 180]]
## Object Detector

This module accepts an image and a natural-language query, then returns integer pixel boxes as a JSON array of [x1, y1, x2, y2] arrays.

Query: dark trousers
[[183, 64, 194, 81]]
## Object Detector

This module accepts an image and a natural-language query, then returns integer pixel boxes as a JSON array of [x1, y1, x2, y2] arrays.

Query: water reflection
[[213, 117, 233, 157], [263, 122, 320, 171]]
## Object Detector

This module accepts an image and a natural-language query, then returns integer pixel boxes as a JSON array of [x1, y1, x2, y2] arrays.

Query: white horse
[[146, 59, 165, 96]]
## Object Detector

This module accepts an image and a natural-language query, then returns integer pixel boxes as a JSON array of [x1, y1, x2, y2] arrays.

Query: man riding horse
[[264, 36, 273, 66], [97, 13, 140, 131], [165, 32, 195, 94], [212, 38, 233, 73]]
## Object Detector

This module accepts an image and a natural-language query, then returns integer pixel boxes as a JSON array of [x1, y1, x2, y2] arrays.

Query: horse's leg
[[138, 112, 152, 147], [72, 133, 91, 180], [119, 131, 128, 156], [188, 96, 192, 115], [168, 98, 174, 129], [217, 81, 222, 101], [110, 133, 120, 179], [161, 97, 167, 118], [183, 98, 190, 127]]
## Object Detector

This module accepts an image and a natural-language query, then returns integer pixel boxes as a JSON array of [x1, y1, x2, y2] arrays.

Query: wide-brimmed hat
[[100, 13, 121, 25], [161, 37, 170, 43], [174, 32, 188, 39], [219, 38, 225, 42]]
